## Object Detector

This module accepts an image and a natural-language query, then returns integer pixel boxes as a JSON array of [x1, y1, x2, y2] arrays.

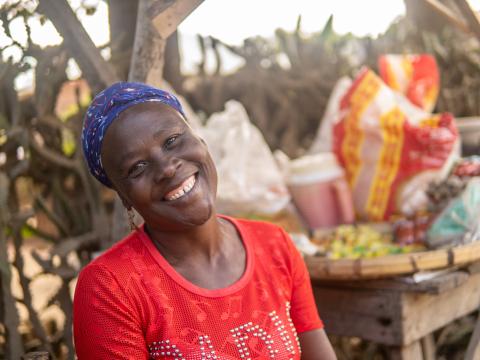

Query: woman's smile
[[163, 173, 197, 202]]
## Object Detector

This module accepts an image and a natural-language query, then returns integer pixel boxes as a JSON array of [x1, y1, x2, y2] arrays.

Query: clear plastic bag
[[201, 101, 290, 215]]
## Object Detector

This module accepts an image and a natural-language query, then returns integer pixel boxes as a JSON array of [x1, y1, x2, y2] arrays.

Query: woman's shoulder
[[77, 229, 145, 283]]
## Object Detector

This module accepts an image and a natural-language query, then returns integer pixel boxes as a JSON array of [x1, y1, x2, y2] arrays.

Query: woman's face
[[101, 101, 218, 231]]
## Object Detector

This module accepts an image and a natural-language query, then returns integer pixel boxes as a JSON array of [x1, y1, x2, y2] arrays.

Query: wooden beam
[[421, 0, 471, 34], [37, 0, 120, 93], [152, 0, 204, 39]]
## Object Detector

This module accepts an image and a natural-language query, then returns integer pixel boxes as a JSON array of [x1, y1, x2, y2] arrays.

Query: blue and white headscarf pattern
[[81, 82, 185, 187]]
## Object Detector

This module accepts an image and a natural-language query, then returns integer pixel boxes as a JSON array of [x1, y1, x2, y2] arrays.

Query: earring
[[127, 208, 137, 231]]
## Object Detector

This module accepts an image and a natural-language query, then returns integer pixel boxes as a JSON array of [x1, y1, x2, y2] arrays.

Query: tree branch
[[37, 0, 120, 93]]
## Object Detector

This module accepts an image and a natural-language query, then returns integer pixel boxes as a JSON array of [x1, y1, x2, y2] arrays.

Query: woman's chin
[[184, 202, 215, 226], [144, 201, 215, 231]]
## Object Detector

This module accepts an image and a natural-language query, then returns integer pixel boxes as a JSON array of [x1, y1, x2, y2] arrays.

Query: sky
[[1, 0, 480, 87]]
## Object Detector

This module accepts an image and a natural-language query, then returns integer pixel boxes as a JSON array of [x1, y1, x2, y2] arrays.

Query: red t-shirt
[[73, 216, 323, 359]]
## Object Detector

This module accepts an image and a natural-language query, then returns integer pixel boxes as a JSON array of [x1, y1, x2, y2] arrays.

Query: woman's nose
[[153, 154, 181, 183]]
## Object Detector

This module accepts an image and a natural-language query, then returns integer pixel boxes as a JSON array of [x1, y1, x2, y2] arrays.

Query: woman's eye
[[127, 162, 147, 178], [164, 134, 180, 149]]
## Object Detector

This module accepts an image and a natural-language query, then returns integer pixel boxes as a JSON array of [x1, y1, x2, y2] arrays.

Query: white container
[[287, 153, 354, 229]]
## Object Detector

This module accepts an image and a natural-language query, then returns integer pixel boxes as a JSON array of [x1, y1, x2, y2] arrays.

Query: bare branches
[[0, 173, 24, 358], [29, 133, 78, 170], [11, 222, 56, 358], [37, 0, 119, 93]]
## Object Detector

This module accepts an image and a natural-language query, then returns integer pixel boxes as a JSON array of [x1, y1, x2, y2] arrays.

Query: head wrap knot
[[81, 82, 185, 187]]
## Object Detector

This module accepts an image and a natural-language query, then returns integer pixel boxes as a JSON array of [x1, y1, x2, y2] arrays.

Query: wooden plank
[[314, 270, 469, 294], [413, 271, 469, 294], [389, 340, 423, 360], [402, 272, 480, 344], [313, 286, 403, 345], [306, 241, 480, 280], [152, 0, 204, 39], [468, 260, 480, 274]]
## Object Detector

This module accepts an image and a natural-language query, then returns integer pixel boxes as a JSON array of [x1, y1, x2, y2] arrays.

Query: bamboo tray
[[305, 240, 480, 280]]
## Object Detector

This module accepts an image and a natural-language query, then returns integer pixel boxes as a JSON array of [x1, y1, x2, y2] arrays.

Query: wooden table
[[311, 264, 480, 359]]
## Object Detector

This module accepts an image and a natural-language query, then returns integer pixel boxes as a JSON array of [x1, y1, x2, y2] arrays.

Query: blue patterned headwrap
[[81, 82, 185, 187]]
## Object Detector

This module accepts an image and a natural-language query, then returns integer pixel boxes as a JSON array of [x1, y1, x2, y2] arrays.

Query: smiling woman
[[73, 82, 337, 360]]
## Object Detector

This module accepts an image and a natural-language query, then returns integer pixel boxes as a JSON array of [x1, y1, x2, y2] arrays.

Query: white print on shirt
[[148, 302, 301, 359]]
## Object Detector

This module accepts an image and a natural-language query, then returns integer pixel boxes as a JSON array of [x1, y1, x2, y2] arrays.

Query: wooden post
[[420, 334, 436, 360], [389, 341, 423, 360], [129, 0, 167, 85], [129, 0, 204, 85]]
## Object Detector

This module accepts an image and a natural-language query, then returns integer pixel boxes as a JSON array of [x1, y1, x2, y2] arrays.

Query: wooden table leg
[[389, 340, 423, 360], [421, 334, 436, 360], [465, 310, 480, 360]]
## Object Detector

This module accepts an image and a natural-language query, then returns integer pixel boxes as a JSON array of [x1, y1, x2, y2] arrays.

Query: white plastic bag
[[309, 77, 352, 154], [201, 101, 290, 215]]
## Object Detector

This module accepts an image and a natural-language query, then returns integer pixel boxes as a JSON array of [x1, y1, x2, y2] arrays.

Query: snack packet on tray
[[333, 67, 459, 221]]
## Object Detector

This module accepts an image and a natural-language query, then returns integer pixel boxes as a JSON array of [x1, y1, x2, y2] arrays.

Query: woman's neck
[[144, 214, 226, 265]]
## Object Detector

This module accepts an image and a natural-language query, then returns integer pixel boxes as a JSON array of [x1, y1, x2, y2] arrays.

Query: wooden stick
[[454, 0, 480, 42], [421, 0, 471, 34]]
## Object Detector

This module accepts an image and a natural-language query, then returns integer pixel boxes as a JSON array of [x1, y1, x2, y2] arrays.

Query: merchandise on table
[[427, 177, 480, 248], [453, 156, 480, 177], [426, 175, 467, 213], [312, 224, 424, 260]]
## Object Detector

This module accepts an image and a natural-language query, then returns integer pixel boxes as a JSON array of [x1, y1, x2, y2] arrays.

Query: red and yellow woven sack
[[333, 68, 458, 221]]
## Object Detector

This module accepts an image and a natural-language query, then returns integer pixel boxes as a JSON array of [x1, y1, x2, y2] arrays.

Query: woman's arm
[[73, 264, 149, 359], [299, 329, 337, 360], [278, 228, 337, 359]]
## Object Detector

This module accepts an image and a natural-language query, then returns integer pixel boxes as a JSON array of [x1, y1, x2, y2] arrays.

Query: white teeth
[[165, 175, 196, 201]]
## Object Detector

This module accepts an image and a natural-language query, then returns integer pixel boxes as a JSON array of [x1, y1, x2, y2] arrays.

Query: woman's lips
[[163, 174, 196, 201]]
